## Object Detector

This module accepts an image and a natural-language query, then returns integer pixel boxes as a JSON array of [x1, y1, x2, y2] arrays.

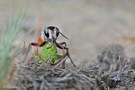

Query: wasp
[[28, 26, 76, 67]]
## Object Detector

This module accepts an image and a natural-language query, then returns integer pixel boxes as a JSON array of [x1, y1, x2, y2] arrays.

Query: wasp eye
[[56, 32, 59, 37], [44, 28, 49, 38], [45, 32, 49, 38], [55, 27, 59, 37]]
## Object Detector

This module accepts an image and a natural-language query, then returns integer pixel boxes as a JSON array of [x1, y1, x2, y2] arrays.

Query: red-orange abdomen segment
[[38, 36, 44, 44]]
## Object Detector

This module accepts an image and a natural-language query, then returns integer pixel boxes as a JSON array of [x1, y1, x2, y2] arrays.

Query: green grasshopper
[[33, 42, 60, 63], [28, 26, 76, 67]]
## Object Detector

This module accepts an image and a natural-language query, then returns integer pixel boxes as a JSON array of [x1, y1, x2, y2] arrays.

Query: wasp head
[[43, 26, 68, 42]]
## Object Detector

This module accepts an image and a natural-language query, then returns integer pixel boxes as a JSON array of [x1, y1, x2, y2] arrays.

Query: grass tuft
[[0, 0, 27, 88]]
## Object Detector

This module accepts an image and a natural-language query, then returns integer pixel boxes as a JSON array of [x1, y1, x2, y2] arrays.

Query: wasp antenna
[[59, 31, 69, 39]]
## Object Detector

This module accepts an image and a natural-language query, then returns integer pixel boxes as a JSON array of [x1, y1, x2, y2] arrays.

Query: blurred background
[[0, 0, 135, 64]]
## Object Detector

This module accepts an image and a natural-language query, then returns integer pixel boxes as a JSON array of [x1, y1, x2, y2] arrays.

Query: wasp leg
[[30, 41, 48, 55], [38, 41, 48, 47], [25, 41, 48, 61], [55, 42, 67, 67], [55, 42, 77, 67], [58, 42, 67, 47], [51, 53, 67, 66], [65, 48, 77, 67], [51, 55, 68, 70]]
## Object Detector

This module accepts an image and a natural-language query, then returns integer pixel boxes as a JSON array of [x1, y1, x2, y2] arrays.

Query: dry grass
[[7, 44, 135, 90]]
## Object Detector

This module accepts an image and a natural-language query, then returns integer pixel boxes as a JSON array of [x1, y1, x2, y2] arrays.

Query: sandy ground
[[0, 0, 135, 64]]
